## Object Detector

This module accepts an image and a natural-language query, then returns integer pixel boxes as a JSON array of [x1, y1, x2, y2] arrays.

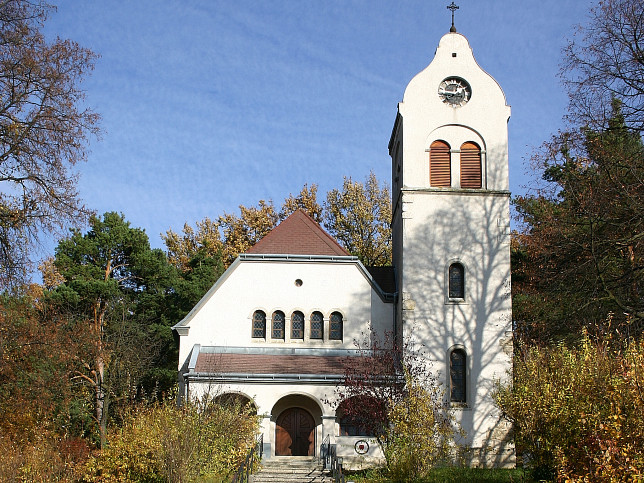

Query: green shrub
[[495, 333, 644, 481], [80, 398, 259, 482], [384, 374, 464, 481]]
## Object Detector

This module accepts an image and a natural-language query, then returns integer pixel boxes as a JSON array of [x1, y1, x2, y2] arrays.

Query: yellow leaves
[[496, 335, 644, 481], [79, 399, 259, 482], [324, 172, 392, 266], [385, 374, 462, 480], [280, 183, 323, 222], [164, 176, 393, 269]]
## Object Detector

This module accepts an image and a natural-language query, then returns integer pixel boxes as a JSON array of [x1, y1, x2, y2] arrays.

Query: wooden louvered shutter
[[460, 142, 481, 189], [430, 140, 451, 187]]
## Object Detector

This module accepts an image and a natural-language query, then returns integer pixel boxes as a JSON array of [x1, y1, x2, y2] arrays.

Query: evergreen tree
[[513, 101, 643, 342]]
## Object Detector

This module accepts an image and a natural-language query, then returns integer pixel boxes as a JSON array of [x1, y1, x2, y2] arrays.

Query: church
[[173, 20, 515, 468]]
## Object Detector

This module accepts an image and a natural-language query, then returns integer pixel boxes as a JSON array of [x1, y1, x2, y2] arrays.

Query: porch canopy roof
[[183, 345, 396, 385]]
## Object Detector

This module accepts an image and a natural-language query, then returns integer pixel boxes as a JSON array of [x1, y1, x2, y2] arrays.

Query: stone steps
[[250, 457, 333, 483]]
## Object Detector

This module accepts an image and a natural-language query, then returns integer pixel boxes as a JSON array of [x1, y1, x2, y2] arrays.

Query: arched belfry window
[[450, 348, 467, 403], [252, 310, 266, 338], [430, 140, 451, 187], [310, 311, 323, 340], [460, 142, 482, 189], [449, 263, 465, 299], [291, 311, 304, 340], [329, 312, 343, 340], [272, 311, 285, 340]]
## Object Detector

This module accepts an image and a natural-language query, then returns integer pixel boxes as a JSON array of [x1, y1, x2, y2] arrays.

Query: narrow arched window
[[310, 311, 323, 340], [272, 311, 285, 340], [449, 263, 465, 299], [291, 311, 304, 339], [460, 142, 481, 189], [329, 312, 343, 340], [430, 140, 451, 187], [450, 349, 467, 403], [252, 310, 266, 338]]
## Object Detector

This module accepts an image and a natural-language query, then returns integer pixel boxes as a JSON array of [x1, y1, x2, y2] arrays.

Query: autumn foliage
[[334, 331, 462, 479], [0, 0, 99, 287], [79, 399, 259, 483], [163, 173, 392, 270], [496, 333, 644, 481]]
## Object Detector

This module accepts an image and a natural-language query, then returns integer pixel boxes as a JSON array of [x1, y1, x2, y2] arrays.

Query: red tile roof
[[194, 351, 395, 377], [195, 352, 349, 375], [246, 210, 350, 256]]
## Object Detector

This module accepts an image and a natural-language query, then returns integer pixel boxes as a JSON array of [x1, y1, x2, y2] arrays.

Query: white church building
[[173, 26, 515, 468]]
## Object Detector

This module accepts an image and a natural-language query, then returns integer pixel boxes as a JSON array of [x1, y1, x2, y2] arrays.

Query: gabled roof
[[246, 209, 350, 256]]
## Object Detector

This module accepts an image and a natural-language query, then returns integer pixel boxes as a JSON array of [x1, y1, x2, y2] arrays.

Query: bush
[[495, 332, 644, 481], [385, 373, 464, 481], [0, 432, 89, 483], [80, 398, 259, 482]]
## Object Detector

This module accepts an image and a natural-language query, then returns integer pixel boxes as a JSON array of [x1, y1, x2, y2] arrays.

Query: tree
[[217, 200, 279, 267], [514, 0, 644, 343], [164, 175, 392, 271], [51, 212, 170, 447], [562, 0, 644, 133], [324, 172, 392, 266], [163, 201, 279, 271], [279, 183, 323, 222], [514, 102, 643, 343], [0, 285, 82, 440], [333, 330, 461, 478], [0, 0, 100, 287]]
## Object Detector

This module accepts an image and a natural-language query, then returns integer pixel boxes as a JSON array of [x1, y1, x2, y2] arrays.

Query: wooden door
[[275, 408, 315, 456]]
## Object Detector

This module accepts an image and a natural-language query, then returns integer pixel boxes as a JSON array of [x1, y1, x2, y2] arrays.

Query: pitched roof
[[246, 209, 350, 256], [194, 351, 394, 377], [195, 352, 349, 375]]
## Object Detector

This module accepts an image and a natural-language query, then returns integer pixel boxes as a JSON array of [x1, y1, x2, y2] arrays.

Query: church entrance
[[275, 407, 314, 456]]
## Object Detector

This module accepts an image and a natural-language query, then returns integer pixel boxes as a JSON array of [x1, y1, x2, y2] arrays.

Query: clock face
[[438, 77, 471, 107]]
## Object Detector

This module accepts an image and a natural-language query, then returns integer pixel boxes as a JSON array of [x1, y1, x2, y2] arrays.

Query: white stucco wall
[[389, 31, 514, 466], [400, 190, 512, 448], [176, 257, 394, 369], [399, 32, 511, 192]]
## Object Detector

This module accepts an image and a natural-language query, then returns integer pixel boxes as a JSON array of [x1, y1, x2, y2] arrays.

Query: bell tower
[[388, 20, 515, 466]]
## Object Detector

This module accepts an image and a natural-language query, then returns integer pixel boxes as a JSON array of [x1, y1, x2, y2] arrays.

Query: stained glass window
[[450, 349, 466, 403], [329, 312, 343, 340], [252, 310, 266, 338], [449, 263, 465, 299], [291, 311, 304, 339], [310, 311, 323, 339], [272, 311, 285, 340]]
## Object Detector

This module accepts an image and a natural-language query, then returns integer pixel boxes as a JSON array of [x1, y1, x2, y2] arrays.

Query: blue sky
[[42, 0, 596, 251]]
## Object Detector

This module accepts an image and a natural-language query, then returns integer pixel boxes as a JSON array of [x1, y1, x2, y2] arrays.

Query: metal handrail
[[320, 435, 344, 483], [321, 434, 331, 469], [231, 433, 263, 483]]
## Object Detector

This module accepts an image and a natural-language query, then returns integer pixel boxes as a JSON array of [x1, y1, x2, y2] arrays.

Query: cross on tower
[[447, 2, 459, 32]]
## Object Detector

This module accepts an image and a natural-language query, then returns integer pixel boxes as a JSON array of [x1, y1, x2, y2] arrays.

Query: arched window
[[291, 311, 304, 339], [252, 310, 266, 338], [214, 393, 257, 414], [449, 262, 465, 299], [460, 142, 482, 189], [430, 140, 451, 187], [310, 311, 323, 340], [450, 348, 467, 403], [272, 311, 285, 340], [336, 396, 383, 437], [329, 312, 343, 340]]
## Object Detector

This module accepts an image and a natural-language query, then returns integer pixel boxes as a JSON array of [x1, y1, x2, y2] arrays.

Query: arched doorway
[[275, 407, 314, 456]]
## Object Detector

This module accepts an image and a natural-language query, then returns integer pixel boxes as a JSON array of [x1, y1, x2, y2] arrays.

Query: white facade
[[388, 31, 514, 466], [174, 251, 393, 465], [174, 29, 514, 468]]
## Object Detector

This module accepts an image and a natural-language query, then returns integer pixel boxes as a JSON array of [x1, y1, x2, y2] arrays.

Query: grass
[[345, 466, 533, 482]]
